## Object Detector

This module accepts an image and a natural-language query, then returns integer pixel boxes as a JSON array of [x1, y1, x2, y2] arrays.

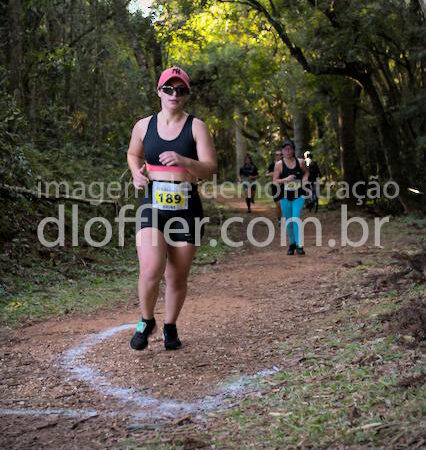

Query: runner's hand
[[133, 164, 149, 189], [159, 151, 187, 167], [285, 175, 297, 182]]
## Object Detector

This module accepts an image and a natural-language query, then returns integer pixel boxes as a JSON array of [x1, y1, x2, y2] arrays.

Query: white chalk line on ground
[[1, 324, 280, 421], [0, 408, 101, 418]]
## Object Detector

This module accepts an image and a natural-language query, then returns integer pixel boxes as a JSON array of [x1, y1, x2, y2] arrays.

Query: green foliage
[[0, 80, 31, 186], [155, 0, 300, 174], [0, 0, 160, 244], [155, 0, 425, 199]]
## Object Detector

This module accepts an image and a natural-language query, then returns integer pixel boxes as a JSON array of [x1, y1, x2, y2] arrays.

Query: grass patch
[[209, 300, 425, 449], [1, 274, 136, 325]]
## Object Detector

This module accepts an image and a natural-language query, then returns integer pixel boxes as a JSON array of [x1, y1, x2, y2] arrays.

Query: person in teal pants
[[273, 140, 309, 255]]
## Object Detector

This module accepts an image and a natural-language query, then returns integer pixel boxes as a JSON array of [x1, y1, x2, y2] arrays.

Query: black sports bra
[[143, 114, 198, 166], [280, 157, 303, 180], [280, 157, 304, 200]]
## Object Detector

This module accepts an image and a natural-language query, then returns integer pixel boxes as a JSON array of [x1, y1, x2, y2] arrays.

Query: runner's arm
[[238, 167, 243, 183], [182, 118, 217, 180], [266, 163, 275, 178], [299, 158, 309, 182], [127, 118, 150, 188], [127, 119, 147, 177]]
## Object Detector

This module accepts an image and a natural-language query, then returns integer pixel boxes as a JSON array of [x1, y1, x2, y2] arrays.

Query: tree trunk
[[293, 109, 310, 157], [419, 0, 426, 17], [64, 0, 77, 114], [235, 114, 247, 179], [90, 0, 101, 147], [8, 0, 23, 104], [360, 73, 417, 212], [369, 127, 388, 180], [337, 80, 364, 198]]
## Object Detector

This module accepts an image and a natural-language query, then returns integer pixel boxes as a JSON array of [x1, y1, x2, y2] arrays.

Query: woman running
[[127, 67, 217, 351], [238, 155, 258, 213], [273, 140, 309, 255]]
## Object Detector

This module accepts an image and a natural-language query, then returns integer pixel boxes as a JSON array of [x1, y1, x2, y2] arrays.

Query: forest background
[[0, 0, 425, 310]]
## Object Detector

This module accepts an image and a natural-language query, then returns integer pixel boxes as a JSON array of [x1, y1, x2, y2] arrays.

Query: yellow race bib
[[152, 181, 189, 211]]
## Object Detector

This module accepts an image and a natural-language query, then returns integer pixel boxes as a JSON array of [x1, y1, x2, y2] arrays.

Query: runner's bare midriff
[[147, 170, 197, 183]]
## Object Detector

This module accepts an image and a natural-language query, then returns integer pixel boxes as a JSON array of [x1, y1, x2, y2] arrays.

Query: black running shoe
[[287, 243, 296, 255], [296, 246, 306, 255], [130, 318, 156, 350], [163, 323, 182, 350]]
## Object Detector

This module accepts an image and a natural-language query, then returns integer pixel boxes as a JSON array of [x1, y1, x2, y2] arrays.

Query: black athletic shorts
[[138, 181, 205, 245]]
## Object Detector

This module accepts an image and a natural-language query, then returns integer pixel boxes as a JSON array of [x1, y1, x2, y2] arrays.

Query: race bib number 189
[[152, 181, 189, 211]]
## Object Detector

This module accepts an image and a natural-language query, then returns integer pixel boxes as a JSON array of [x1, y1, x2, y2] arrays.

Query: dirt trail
[[0, 198, 404, 449]]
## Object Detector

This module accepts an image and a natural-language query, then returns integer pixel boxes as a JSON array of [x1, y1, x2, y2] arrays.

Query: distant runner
[[238, 155, 258, 213], [304, 151, 322, 213], [127, 67, 217, 351], [273, 140, 309, 255], [267, 149, 284, 225]]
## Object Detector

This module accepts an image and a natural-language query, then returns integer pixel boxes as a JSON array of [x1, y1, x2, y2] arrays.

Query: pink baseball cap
[[157, 67, 190, 90]]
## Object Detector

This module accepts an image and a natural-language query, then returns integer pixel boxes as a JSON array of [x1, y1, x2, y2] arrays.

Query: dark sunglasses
[[161, 85, 190, 97]]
